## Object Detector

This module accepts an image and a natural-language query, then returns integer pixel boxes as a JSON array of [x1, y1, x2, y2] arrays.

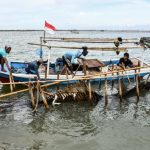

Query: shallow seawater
[[0, 31, 150, 150]]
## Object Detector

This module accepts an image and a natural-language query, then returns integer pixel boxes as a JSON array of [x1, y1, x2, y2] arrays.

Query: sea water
[[0, 30, 150, 150]]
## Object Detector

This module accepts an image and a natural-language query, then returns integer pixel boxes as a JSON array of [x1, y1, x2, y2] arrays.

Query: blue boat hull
[[0, 59, 149, 84]]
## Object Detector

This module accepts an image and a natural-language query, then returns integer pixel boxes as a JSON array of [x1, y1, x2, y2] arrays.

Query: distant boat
[[70, 30, 79, 34]]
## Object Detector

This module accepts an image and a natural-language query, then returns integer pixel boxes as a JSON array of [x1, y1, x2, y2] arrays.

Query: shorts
[[62, 56, 73, 72], [25, 67, 35, 74]]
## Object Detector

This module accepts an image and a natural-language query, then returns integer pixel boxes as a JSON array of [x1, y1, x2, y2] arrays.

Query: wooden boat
[[0, 57, 149, 84]]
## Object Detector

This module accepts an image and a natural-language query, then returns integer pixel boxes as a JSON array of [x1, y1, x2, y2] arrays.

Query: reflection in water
[[0, 86, 150, 149]]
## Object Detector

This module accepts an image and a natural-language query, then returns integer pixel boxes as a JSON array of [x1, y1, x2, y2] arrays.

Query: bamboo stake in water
[[11, 73, 16, 89], [9, 74, 13, 92], [41, 90, 49, 111], [33, 81, 40, 112], [83, 59, 87, 76], [98, 78, 101, 90], [104, 74, 108, 107], [122, 65, 131, 83], [111, 64, 114, 91], [135, 69, 140, 102], [28, 82, 35, 108], [88, 80, 92, 101], [117, 72, 122, 102], [138, 60, 141, 85]]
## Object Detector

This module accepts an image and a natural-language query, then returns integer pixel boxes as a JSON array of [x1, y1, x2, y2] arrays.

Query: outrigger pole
[[41, 39, 137, 44], [27, 42, 142, 52], [40, 37, 138, 41]]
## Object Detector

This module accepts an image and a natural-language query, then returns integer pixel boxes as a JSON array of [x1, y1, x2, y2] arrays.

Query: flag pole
[[44, 30, 46, 42], [40, 37, 43, 59]]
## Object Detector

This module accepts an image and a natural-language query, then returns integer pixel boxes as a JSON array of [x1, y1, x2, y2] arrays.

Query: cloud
[[0, 0, 150, 29]]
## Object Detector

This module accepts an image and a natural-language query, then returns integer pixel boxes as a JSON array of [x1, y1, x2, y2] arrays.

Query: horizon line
[[0, 29, 150, 32]]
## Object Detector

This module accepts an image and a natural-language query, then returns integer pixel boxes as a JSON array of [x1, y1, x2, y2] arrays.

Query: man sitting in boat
[[117, 52, 133, 68], [0, 45, 12, 72], [25, 59, 43, 80], [62, 46, 88, 73]]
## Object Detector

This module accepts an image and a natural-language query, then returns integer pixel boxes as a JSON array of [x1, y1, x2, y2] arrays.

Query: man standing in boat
[[62, 46, 88, 73], [118, 52, 133, 68], [25, 59, 43, 80], [0, 45, 12, 72]]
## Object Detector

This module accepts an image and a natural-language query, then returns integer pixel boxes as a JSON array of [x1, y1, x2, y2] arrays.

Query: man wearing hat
[[0, 45, 12, 72], [62, 46, 88, 73], [25, 59, 43, 80]]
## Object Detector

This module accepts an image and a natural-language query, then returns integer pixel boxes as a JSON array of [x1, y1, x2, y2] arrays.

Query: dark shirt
[[25, 60, 40, 79], [118, 58, 133, 68]]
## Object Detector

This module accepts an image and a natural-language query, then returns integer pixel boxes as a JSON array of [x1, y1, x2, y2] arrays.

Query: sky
[[0, 0, 150, 30]]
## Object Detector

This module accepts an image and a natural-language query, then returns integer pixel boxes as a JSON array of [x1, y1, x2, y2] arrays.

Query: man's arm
[[128, 59, 133, 67], [71, 55, 76, 64], [117, 58, 124, 66], [3, 57, 11, 72]]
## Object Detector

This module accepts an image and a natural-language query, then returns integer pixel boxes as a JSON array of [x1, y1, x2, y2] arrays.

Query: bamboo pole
[[28, 82, 35, 108], [135, 69, 140, 101], [111, 64, 114, 91], [9, 74, 13, 92], [0, 88, 29, 99], [83, 59, 87, 76], [79, 65, 150, 80], [33, 81, 40, 112], [10, 73, 16, 89], [42, 90, 53, 96], [0, 80, 50, 85], [40, 37, 138, 41], [0, 80, 82, 99], [121, 64, 131, 83], [28, 43, 141, 51], [44, 39, 137, 44], [88, 80, 92, 101], [41, 90, 49, 111], [104, 74, 108, 107], [138, 60, 141, 85], [98, 78, 101, 90], [117, 72, 122, 102]]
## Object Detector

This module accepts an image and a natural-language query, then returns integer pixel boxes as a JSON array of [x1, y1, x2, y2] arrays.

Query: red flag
[[45, 21, 56, 34]]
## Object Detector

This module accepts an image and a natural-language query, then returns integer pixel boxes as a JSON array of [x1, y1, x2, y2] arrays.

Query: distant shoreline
[[0, 29, 150, 32]]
